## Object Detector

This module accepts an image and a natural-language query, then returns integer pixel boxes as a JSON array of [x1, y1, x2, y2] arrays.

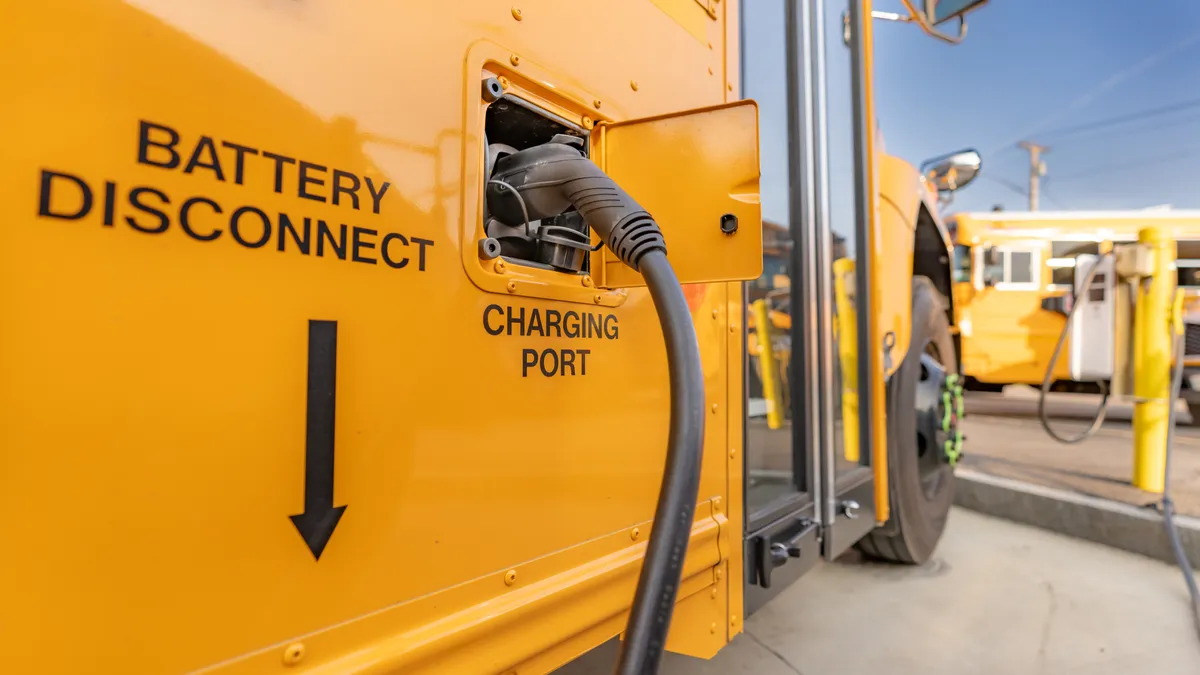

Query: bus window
[[983, 246, 1039, 289], [952, 244, 972, 283]]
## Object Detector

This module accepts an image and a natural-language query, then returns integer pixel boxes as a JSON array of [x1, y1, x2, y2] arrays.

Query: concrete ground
[[961, 387, 1200, 515], [555, 508, 1200, 675]]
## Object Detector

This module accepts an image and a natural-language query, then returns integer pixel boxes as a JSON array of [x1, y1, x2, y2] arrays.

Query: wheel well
[[912, 204, 957, 362]]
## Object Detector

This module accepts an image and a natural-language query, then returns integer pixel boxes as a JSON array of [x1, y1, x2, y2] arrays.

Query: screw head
[[283, 643, 306, 666], [631, 527, 640, 540], [582, 116, 594, 130], [593, 99, 602, 109], [498, 75, 511, 89], [594, 294, 602, 304], [494, 259, 507, 273], [504, 569, 518, 585], [511, 6, 523, 20], [582, 275, 593, 287], [507, 281, 518, 293], [630, 80, 639, 91], [720, 213, 739, 234], [510, 54, 521, 66]]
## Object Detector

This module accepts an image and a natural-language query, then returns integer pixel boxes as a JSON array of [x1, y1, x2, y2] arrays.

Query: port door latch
[[589, 100, 763, 289]]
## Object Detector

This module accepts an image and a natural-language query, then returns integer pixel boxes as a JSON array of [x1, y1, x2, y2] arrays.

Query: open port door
[[589, 100, 763, 288]]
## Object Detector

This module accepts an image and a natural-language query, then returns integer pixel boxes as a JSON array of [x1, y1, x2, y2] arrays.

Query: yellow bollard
[[751, 299, 785, 430], [1132, 226, 1177, 493], [833, 258, 860, 463]]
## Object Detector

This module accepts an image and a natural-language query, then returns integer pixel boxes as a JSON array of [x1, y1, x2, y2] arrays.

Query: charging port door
[[589, 100, 763, 288]]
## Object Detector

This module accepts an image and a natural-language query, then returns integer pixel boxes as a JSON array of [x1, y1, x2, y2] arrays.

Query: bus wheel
[[1188, 401, 1200, 427], [856, 276, 958, 564]]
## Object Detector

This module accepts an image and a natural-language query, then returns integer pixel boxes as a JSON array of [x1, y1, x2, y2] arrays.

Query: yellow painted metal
[[750, 299, 784, 430], [834, 258, 862, 463], [0, 0, 749, 673], [1133, 226, 1176, 494], [592, 100, 763, 289], [858, 0, 890, 524]]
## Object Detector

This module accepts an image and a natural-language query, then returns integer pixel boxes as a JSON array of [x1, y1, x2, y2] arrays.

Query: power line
[[1043, 110, 1200, 145], [981, 173, 1028, 197], [985, 28, 1200, 157], [1053, 148, 1200, 183], [1036, 97, 1200, 139]]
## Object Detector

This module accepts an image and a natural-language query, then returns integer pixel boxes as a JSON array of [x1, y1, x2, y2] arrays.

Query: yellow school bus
[[1, 1, 989, 673], [948, 210, 1200, 396]]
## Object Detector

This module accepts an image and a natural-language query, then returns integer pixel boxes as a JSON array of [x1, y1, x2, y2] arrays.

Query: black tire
[[856, 276, 957, 564], [1188, 401, 1200, 428]]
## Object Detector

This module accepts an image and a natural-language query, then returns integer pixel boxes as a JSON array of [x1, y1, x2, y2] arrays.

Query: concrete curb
[[954, 468, 1200, 567]]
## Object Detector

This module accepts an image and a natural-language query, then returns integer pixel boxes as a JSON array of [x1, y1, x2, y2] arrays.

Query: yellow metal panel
[[0, 0, 741, 673], [647, 0, 716, 43], [592, 100, 763, 288], [855, 0, 890, 524]]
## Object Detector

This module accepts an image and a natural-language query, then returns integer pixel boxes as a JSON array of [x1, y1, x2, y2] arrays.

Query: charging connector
[[486, 138, 703, 675]]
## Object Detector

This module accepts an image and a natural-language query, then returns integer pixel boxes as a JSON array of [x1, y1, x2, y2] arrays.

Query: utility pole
[[1018, 141, 1049, 211]]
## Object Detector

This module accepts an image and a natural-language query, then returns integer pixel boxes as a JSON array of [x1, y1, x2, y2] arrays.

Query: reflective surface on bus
[[824, 0, 866, 477], [744, 0, 804, 518]]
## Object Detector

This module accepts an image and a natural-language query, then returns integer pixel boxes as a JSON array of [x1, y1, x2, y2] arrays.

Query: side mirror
[[926, 0, 989, 25], [920, 149, 982, 194]]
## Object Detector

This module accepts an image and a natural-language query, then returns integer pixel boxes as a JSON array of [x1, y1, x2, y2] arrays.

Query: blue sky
[[746, 0, 1200, 233], [873, 0, 1200, 213]]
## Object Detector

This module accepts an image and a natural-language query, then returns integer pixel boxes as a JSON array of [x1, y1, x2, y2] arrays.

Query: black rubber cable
[[1038, 253, 1113, 444], [1162, 330, 1200, 640], [613, 250, 706, 675]]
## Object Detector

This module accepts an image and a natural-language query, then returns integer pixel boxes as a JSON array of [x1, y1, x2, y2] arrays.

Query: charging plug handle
[[486, 141, 667, 271]]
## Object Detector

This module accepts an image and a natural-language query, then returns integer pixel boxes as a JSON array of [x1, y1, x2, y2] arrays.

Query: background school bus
[[948, 209, 1200, 416]]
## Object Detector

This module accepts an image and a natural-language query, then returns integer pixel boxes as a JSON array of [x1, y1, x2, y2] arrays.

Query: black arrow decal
[[290, 319, 346, 561]]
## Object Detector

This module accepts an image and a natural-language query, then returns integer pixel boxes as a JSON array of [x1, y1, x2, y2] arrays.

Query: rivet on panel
[[710, 622, 717, 633], [510, 54, 521, 66], [711, 403, 719, 414], [283, 643, 305, 666], [630, 80, 639, 91], [713, 497, 721, 512], [729, 447, 737, 458], [730, 615, 738, 626], [582, 275, 593, 287], [504, 569, 518, 586], [727, 83, 734, 91], [593, 99, 602, 109], [582, 116, 594, 130], [594, 294, 603, 304], [708, 41, 713, 49], [631, 527, 640, 540], [708, 66, 714, 75], [715, 567, 723, 581], [507, 281, 518, 293], [729, 322, 738, 332], [712, 308, 719, 319], [711, 587, 718, 599], [494, 260, 507, 273], [511, 7, 523, 20]]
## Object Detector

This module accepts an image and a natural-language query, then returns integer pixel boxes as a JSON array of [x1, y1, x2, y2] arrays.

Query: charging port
[[481, 85, 594, 275]]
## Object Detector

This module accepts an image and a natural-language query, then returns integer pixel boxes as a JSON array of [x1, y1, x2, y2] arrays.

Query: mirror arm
[[901, 0, 968, 44]]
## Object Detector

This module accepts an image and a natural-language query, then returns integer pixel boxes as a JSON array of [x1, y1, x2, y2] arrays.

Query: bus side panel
[[0, 1, 738, 673]]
